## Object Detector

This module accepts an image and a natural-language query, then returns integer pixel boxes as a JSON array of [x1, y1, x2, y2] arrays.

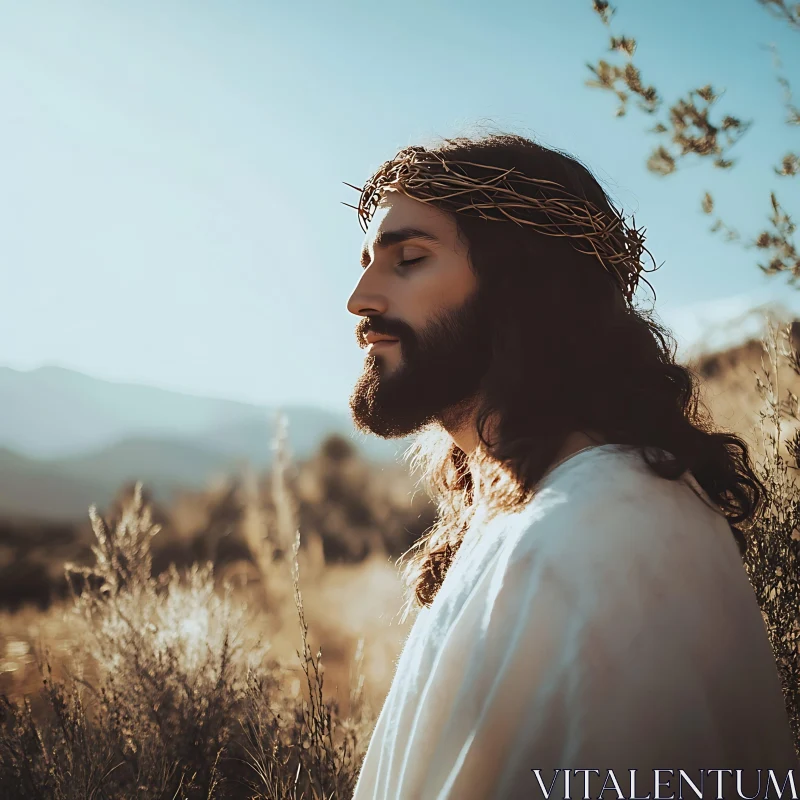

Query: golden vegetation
[[0, 424, 426, 798]]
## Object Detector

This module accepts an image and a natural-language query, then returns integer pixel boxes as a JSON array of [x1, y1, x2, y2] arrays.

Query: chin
[[349, 387, 434, 439], [353, 418, 432, 439], [370, 349, 402, 373], [350, 349, 451, 437]]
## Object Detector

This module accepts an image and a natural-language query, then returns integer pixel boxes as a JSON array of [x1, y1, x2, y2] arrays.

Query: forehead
[[370, 189, 442, 229], [360, 189, 455, 253]]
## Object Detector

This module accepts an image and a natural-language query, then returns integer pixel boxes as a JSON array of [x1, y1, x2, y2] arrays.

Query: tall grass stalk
[[743, 318, 800, 754]]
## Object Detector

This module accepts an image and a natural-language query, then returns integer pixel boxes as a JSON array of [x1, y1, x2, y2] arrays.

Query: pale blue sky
[[1, 0, 798, 412]]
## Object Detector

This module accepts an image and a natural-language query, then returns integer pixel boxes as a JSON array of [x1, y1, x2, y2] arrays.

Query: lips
[[367, 339, 399, 352], [364, 333, 400, 346]]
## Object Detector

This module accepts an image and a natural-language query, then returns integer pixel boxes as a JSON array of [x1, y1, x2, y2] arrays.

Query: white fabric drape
[[352, 444, 799, 799]]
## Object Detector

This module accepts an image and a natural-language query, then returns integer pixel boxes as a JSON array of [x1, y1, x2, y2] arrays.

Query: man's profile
[[344, 133, 798, 799]]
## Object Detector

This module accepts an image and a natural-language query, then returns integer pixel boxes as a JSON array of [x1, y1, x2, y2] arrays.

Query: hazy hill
[[0, 365, 256, 458], [689, 319, 800, 456], [0, 447, 117, 521], [49, 436, 242, 498], [0, 365, 407, 463], [0, 365, 411, 520]]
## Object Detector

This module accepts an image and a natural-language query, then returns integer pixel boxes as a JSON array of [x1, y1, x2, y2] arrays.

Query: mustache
[[355, 317, 412, 347]]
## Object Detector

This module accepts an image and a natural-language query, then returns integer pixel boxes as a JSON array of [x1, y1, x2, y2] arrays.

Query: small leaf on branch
[[610, 35, 637, 56], [592, 0, 616, 25], [721, 116, 743, 131], [647, 146, 676, 175], [775, 153, 800, 177], [696, 84, 717, 103]]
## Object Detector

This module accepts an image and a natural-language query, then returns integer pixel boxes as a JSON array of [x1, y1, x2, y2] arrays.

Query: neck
[[439, 395, 485, 454], [445, 405, 606, 476]]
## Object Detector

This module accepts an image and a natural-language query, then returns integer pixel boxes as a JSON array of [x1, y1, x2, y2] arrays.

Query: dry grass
[[738, 320, 800, 751], [0, 419, 406, 799]]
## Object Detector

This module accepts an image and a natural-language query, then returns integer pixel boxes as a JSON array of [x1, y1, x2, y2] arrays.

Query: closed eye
[[396, 256, 426, 269], [360, 255, 427, 272]]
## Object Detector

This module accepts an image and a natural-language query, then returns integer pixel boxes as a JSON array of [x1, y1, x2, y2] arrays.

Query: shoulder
[[473, 446, 745, 664], [494, 445, 726, 592]]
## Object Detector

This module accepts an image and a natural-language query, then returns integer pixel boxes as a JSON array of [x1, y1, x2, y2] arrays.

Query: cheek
[[396, 261, 476, 323], [441, 255, 478, 301]]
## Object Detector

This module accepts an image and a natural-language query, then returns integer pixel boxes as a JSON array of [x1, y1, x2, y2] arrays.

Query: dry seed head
[[343, 145, 660, 307]]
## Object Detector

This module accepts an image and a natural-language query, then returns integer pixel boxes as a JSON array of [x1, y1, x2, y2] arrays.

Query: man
[[345, 133, 798, 799]]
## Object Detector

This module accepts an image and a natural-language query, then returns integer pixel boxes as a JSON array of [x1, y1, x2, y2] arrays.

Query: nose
[[346, 269, 389, 317]]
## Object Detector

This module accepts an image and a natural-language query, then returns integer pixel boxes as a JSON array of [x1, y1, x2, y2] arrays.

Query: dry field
[[2, 320, 800, 797]]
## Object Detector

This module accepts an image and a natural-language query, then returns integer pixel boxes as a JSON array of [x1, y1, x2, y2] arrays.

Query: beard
[[349, 285, 493, 438]]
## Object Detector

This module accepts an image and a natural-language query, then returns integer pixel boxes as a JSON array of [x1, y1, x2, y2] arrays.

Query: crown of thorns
[[342, 146, 660, 306]]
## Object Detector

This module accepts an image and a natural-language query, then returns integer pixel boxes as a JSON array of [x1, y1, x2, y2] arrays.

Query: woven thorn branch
[[342, 146, 662, 306]]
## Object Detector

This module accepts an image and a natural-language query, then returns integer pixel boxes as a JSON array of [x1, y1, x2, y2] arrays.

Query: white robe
[[352, 444, 799, 799]]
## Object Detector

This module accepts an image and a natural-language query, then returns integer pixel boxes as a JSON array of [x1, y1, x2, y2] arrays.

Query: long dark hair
[[392, 132, 766, 616]]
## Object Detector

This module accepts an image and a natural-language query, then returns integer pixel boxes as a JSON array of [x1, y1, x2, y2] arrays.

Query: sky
[[1, 0, 798, 412]]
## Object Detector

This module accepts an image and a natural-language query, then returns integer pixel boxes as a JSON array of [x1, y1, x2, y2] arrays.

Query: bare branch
[[762, 42, 800, 126], [753, 192, 800, 283], [757, 0, 800, 31], [701, 192, 743, 242], [585, 6, 752, 175]]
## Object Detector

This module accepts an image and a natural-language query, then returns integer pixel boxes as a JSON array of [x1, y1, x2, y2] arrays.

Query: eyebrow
[[360, 226, 440, 268]]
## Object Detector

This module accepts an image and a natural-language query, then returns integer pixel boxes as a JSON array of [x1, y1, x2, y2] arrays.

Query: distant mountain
[[0, 365, 407, 463], [49, 436, 242, 497], [0, 365, 257, 458], [0, 365, 411, 520], [197, 413, 406, 466], [0, 447, 117, 521], [661, 298, 798, 363], [686, 301, 796, 361], [688, 331, 800, 457]]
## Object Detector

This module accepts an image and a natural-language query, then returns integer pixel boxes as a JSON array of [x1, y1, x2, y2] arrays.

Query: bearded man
[[344, 133, 798, 799]]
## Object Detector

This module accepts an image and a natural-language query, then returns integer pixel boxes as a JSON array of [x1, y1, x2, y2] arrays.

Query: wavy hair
[[389, 132, 766, 619]]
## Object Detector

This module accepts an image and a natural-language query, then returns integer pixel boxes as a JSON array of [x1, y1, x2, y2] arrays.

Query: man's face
[[347, 188, 492, 438]]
